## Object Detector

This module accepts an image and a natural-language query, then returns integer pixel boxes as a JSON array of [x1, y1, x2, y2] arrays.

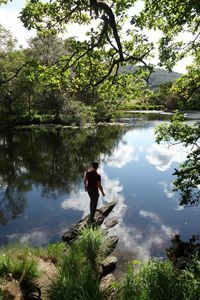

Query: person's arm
[[97, 181, 105, 196], [84, 172, 88, 191]]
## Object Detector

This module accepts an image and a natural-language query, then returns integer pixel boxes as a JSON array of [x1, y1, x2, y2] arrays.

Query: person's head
[[92, 161, 99, 170]]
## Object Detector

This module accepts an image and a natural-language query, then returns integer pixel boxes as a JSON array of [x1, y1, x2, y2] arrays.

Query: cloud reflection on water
[[7, 230, 48, 246], [101, 143, 138, 168], [159, 181, 175, 199], [61, 166, 178, 261], [146, 143, 189, 171]]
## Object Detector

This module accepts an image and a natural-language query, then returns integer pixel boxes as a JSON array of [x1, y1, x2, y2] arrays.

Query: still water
[[0, 113, 199, 268]]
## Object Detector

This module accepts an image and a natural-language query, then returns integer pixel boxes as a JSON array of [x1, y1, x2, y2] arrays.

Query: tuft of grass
[[0, 245, 39, 285], [76, 227, 109, 268], [119, 258, 200, 300], [33, 242, 66, 265], [49, 243, 103, 300], [49, 227, 109, 300]]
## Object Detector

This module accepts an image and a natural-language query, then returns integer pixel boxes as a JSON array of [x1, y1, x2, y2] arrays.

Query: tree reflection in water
[[0, 126, 126, 224], [166, 234, 200, 269]]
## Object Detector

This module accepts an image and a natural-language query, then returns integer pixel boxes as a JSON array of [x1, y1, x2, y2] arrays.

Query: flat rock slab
[[104, 217, 119, 229], [62, 201, 116, 243]]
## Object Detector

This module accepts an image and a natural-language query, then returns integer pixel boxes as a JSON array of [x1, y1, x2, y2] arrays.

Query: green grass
[[49, 227, 109, 300], [2, 229, 200, 300], [0, 245, 39, 285], [119, 257, 200, 300], [76, 227, 109, 268], [33, 242, 66, 264], [49, 247, 103, 300]]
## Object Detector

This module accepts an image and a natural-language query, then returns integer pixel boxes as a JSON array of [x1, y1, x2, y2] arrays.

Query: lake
[[0, 112, 199, 274]]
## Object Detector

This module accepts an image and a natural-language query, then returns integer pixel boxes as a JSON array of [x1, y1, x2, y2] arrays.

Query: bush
[[119, 258, 200, 300], [61, 100, 95, 126]]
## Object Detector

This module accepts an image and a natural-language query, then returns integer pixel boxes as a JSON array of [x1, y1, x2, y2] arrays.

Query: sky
[[0, 0, 192, 73]]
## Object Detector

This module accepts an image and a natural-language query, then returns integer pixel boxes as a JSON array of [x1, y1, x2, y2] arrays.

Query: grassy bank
[[0, 228, 200, 299]]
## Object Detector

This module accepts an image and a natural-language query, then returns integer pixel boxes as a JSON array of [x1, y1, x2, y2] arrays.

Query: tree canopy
[[0, 0, 199, 205]]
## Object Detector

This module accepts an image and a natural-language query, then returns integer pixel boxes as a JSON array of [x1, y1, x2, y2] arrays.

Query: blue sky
[[1, 0, 24, 11]]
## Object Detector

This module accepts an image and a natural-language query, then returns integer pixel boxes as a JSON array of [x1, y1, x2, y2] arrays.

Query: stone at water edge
[[62, 201, 117, 243], [101, 256, 118, 276], [105, 235, 119, 255], [104, 217, 119, 229], [99, 201, 116, 217], [100, 274, 116, 294]]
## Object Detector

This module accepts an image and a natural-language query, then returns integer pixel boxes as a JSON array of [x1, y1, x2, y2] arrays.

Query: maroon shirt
[[86, 170, 101, 191]]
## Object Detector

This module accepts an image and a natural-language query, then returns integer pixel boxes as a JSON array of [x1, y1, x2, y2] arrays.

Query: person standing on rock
[[84, 161, 105, 223]]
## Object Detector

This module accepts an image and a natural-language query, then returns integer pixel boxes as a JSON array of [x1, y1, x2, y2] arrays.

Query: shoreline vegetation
[[1, 107, 199, 130], [1, 201, 200, 299], [0, 229, 200, 300], [0, 107, 196, 129], [0, 104, 165, 128]]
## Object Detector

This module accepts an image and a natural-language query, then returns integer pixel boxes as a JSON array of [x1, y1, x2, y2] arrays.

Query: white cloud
[[145, 143, 190, 171], [139, 210, 160, 223], [101, 143, 138, 168], [159, 181, 175, 199], [61, 163, 178, 261], [7, 230, 48, 246], [61, 167, 126, 218], [109, 209, 178, 260]]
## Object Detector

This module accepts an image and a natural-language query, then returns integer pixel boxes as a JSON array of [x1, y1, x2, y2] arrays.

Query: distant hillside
[[120, 66, 182, 89]]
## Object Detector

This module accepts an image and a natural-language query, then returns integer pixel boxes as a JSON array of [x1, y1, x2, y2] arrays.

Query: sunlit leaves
[[134, 0, 200, 70], [155, 115, 200, 205]]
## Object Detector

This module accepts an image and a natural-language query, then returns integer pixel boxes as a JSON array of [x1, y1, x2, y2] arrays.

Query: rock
[[99, 201, 116, 217], [100, 274, 116, 296], [62, 201, 116, 243], [101, 256, 118, 276], [106, 235, 119, 255], [104, 217, 119, 229]]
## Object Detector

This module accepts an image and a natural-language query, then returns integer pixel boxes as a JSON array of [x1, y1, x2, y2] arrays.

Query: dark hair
[[92, 161, 99, 169]]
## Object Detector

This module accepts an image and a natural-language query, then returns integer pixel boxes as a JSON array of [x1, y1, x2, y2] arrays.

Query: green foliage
[[119, 258, 200, 300], [49, 227, 108, 300], [0, 245, 39, 285], [179, 256, 200, 300], [119, 260, 178, 300], [50, 254, 103, 300], [76, 227, 109, 268], [134, 0, 200, 70], [34, 242, 66, 265], [166, 234, 200, 270], [61, 100, 95, 126], [155, 114, 200, 205]]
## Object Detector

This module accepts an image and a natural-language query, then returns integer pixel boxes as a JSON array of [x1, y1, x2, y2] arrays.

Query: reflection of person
[[84, 162, 105, 223]]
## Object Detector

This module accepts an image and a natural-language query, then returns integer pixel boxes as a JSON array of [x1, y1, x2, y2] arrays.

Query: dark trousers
[[88, 190, 99, 222]]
